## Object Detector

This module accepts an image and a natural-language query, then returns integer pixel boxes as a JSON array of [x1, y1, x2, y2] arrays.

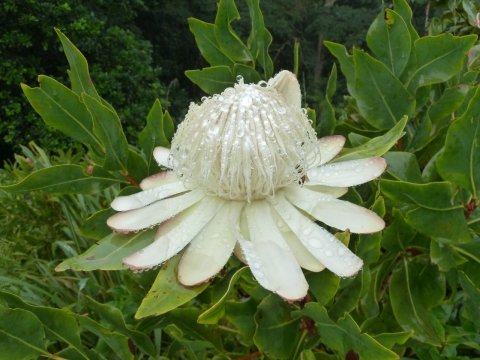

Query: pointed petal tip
[[268, 70, 301, 108], [153, 146, 172, 168]]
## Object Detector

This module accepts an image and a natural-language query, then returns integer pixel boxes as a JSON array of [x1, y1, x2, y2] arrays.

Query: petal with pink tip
[[307, 136, 346, 168], [271, 193, 363, 277], [111, 182, 187, 211], [243, 200, 309, 301], [268, 70, 301, 109], [153, 146, 174, 168], [178, 203, 236, 286], [140, 171, 179, 190], [307, 157, 387, 187], [107, 189, 205, 232], [284, 187, 385, 234], [123, 195, 225, 270]]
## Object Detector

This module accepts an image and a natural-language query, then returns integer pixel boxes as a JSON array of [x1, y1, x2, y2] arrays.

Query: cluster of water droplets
[[170, 75, 319, 202]]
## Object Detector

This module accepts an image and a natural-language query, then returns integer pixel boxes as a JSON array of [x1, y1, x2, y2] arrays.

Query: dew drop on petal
[[302, 226, 313, 236], [354, 165, 365, 173], [309, 238, 323, 248], [325, 249, 333, 257], [337, 248, 346, 256]]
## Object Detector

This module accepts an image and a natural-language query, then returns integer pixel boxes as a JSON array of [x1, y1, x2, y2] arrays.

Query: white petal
[[233, 242, 247, 264], [298, 185, 347, 198], [307, 136, 346, 168], [268, 70, 301, 108], [307, 157, 387, 187], [178, 202, 236, 286], [270, 206, 325, 272], [270, 193, 363, 277], [111, 181, 187, 211], [107, 189, 205, 232], [123, 196, 225, 270], [153, 146, 175, 168], [243, 200, 309, 301], [284, 187, 385, 234], [140, 171, 179, 190]]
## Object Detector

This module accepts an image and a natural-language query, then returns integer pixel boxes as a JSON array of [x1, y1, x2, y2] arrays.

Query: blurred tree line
[[1, 0, 433, 163]]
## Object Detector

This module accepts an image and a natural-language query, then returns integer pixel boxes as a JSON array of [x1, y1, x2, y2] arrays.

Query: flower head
[[107, 71, 387, 301]]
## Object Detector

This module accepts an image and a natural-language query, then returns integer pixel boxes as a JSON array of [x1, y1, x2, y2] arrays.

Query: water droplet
[[302, 227, 313, 236], [325, 250, 333, 257], [337, 248, 346, 256], [354, 165, 365, 173], [309, 169, 318, 177], [373, 170, 382, 177], [309, 238, 323, 248]]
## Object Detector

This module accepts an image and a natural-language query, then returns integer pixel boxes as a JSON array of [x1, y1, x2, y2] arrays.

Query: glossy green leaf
[[56, 228, 156, 271], [164, 324, 213, 358], [371, 331, 413, 349], [139, 99, 171, 176], [328, 271, 365, 322], [0, 291, 88, 359], [233, 63, 261, 84], [55, 28, 100, 100], [73, 314, 134, 360], [325, 42, 356, 97], [82, 93, 129, 172], [393, 0, 419, 43], [382, 208, 416, 253], [163, 111, 175, 143], [428, 86, 468, 123], [459, 272, 480, 327], [300, 303, 398, 359], [354, 50, 414, 129], [21, 76, 103, 151], [390, 258, 445, 345], [214, 0, 253, 63], [326, 63, 337, 100], [334, 116, 407, 162], [135, 254, 209, 318], [405, 34, 477, 93], [185, 66, 234, 95], [317, 65, 337, 137], [0, 165, 126, 195], [405, 114, 432, 152], [383, 152, 424, 183], [126, 149, 148, 185], [225, 299, 258, 343], [188, 18, 234, 67], [357, 196, 386, 264], [437, 86, 480, 198], [430, 240, 466, 272], [367, 9, 411, 77], [307, 108, 316, 130], [455, 237, 480, 288], [198, 267, 250, 324], [254, 294, 302, 359], [305, 270, 340, 306], [0, 304, 49, 360]]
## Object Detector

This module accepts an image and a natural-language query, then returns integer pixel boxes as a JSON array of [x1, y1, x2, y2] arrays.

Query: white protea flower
[[107, 71, 386, 301]]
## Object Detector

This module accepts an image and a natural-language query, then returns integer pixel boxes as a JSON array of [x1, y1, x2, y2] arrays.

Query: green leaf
[[430, 240, 466, 272], [324, 42, 356, 97], [253, 294, 302, 359], [233, 63, 262, 84], [405, 34, 477, 93], [185, 66, 234, 95], [300, 303, 398, 360], [0, 165, 126, 195], [317, 65, 337, 137], [354, 50, 414, 130], [459, 272, 480, 327], [82, 93, 129, 172], [246, 0, 273, 79], [455, 237, 480, 288], [326, 63, 337, 100], [382, 208, 416, 253], [437, 86, 480, 198], [405, 114, 432, 152], [72, 314, 133, 360], [0, 304, 49, 360], [428, 86, 468, 123], [86, 296, 156, 357], [0, 291, 88, 360], [371, 331, 413, 349], [214, 0, 253, 63], [392, 0, 419, 43], [126, 149, 148, 185], [135, 254, 209, 318], [188, 18, 234, 67], [139, 99, 171, 176], [163, 111, 175, 143], [334, 116, 407, 162], [307, 108, 316, 130], [55, 28, 100, 100], [225, 299, 258, 343], [390, 258, 445, 345], [56, 228, 156, 271], [21, 76, 103, 151], [305, 270, 340, 306], [383, 152, 424, 183], [164, 324, 213, 358], [198, 267, 250, 324], [367, 9, 411, 77]]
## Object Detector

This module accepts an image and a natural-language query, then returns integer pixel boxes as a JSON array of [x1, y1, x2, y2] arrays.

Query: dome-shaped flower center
[[170, 75, 318, 202]]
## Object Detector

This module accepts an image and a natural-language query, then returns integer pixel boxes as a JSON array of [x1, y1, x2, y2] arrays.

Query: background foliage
[[2, 0, 480, 359]]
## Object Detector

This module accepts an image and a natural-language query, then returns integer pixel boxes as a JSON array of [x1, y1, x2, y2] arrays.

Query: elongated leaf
[[164, 324, 213, 358], [126, 149, 148, 184], [0, 291, 88, 360], [0, 304, 49, 360], [367, 9, 411, 77], [428, 86, 468, 123], [455, 237, 480, 288], [459, 272, 480, 327], [382, 208, 416, 253], [188, 18, 234, 67], [390, 258, 445, 345], [56, 228, 156, 271], [383, 152, 423, 183], [334, 116, 407, 162], [437, 86, 480, 198], [135, 254, 209, 318], [405, 34, 477, 93], [354, 50, 414, 129], [139, 99, 171, 176], [325, 42, 356, 97], [55, 28, 100, 100], [246, 0, 273, 79], [254, 294, 302, 359], [0, 165, 126, 194], [233, 63, 261, 84], [214, 0, 253, 63], [83, 93, 129, 172], [300, 303, 398, 360], [225, 299, 258, 342], [185, 66, 234, 95], [22, 76, 103, 151], [305, 270, 339, 305], [317, 65, 337, 137]]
